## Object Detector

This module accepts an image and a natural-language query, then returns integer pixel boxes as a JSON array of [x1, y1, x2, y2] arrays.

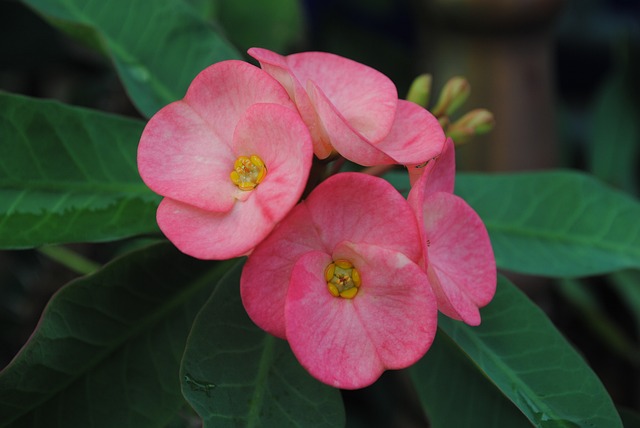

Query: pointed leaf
[[410, 331, 532, 428], [0, 92, 160, 248], [22, 0, 241, 117], [437, 275, 622, 428], [456, 171, 640, 277], [181, 261, 345, 428], [0, 242, 233, 428]]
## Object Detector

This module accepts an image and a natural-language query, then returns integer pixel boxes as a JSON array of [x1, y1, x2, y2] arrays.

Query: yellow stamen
[[230, 155, 267, 191], [324, 259, 361, 299]]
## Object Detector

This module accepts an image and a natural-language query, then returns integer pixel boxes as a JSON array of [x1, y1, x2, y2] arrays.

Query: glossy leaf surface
[[455, 171, 640, 277], [22, 0, 241, 117], [434, 275, 622, 428], [0, 92, 159, 248], [0, 243, 231, 428], [181, 262, 345, 427]]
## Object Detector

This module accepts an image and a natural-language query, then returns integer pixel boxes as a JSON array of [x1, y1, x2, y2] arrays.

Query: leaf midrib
[[1, 253, 235, 427]]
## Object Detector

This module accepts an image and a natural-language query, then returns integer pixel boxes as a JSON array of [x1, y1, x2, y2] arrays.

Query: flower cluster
[[138, 48, 496, 389]]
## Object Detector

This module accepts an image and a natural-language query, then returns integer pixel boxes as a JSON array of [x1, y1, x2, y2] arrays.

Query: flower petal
[[407, 137, 456, 190], [138, 60, 295, 211], [240, 202, 324, 339], [423, 192, 496, 325], [285, 243, 436, 389], [138, 100, 237, 212], [231, 103, 313, 217], [377, 100, 445, 166], [305, 173, 423, 263]]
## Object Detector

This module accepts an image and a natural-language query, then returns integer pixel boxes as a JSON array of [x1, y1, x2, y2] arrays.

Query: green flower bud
[[447, 109, 495, 143], [432, 77, 470, 117], [406, 74, 432, 108]]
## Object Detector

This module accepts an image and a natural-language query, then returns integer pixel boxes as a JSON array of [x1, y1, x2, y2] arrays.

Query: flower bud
[[432, 77, 470, 117], [447, 109, 495, 143], [406, 74, 432, 108]]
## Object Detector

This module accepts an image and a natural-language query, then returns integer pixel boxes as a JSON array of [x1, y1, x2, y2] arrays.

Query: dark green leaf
[[437, 275, 622, 428], [213, 0, 304, 53], [181, 261, 345, 427], [22, 0, 241, 117], [0, 242, 232, 428], [587, 47, 639, 194], [0, 92, 160, 248], [410, 330, 532, 428], [456, 171, 640, 277], [609, 269, 640, 334]]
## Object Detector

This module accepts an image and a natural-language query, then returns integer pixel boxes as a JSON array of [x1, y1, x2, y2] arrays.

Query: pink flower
[[248, 48, 445, 167], [241, 172, 437, 389], [138, 60, 313, 259], [408, 139, 496, 326]]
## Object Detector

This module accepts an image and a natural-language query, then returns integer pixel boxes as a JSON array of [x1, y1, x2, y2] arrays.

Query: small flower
[[408, 139, 496, 326], [241, 173, 437, 389], [137, 60, 313, 259], [248, 48, 445, 167]]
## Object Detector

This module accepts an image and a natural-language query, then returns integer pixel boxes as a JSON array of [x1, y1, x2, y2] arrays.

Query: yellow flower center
[[324, 259, 361, 299], [230, 155, 267, 191]]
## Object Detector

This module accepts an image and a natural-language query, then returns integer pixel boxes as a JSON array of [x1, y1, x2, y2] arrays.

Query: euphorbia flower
[[408, 139, 496, 326], [138, 60, 313, 259], [248, 48, 445, 167], [241, 173, 437, 389]]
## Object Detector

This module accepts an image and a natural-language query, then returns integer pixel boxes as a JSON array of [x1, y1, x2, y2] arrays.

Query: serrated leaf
[[22, 0, 241, 117], [0, 242, 233, 428], [0, 92, 160, 248], [456, 170, 640, 277], [180, 261, 345, 428], [435, 275, 622, 428], [410, 331, 532, 428]]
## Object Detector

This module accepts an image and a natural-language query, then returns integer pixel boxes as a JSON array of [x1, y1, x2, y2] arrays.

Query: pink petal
[[138, 100, 237, 212], [138, 60, 295, 211], [376, 100, 445, 166], [306, 82, 395, 166], [240, 202, 324, 339], [407, 137, 455, 189], [248, 48, 333, 158], [285, 243, 436, 389], [423, 192, 496, 325], [231, 103, 313, 212], [305, 173, 423, 262], [285, 51, 397, 143], [249, 48, 398, 161]]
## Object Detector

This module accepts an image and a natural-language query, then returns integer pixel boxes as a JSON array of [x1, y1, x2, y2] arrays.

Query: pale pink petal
[[305, 173, 423, 262], [138, 101, 237, 212], [423, 192, 496, 325], [407, 137, 455, 189], [157, 191, 291, 260], [249, 48, 398, 161], [285, 51, 397, 142], [240, 203, 324, 339], [248, 48, 333, 158], [306, 82, 395, 166], [231, 103, 313, 213], [285, 243, 436, 389], [138, 60, 295, 212], [184, 60, 295, 145], [377, 100, 445, 166]]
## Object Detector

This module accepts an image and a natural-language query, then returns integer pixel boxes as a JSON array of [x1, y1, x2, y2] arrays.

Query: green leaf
[[456, 170, 640, 277], [213, 0, 304, 53], [410, 330, 532, 428], [0, 92, 160, 248], [609, 269, 640, 334], [181, 261, 345, 427], [436, 275, 622, 428], [0, 242, 232, 428], [22, 0, 241, 117], [587, 45, 640, 195]]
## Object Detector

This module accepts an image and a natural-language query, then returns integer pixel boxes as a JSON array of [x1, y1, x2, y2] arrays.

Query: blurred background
[[1, 0, 639, 425]]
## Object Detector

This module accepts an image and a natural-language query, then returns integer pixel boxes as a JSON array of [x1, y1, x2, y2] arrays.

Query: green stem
[[38, 245, 101, 275]]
